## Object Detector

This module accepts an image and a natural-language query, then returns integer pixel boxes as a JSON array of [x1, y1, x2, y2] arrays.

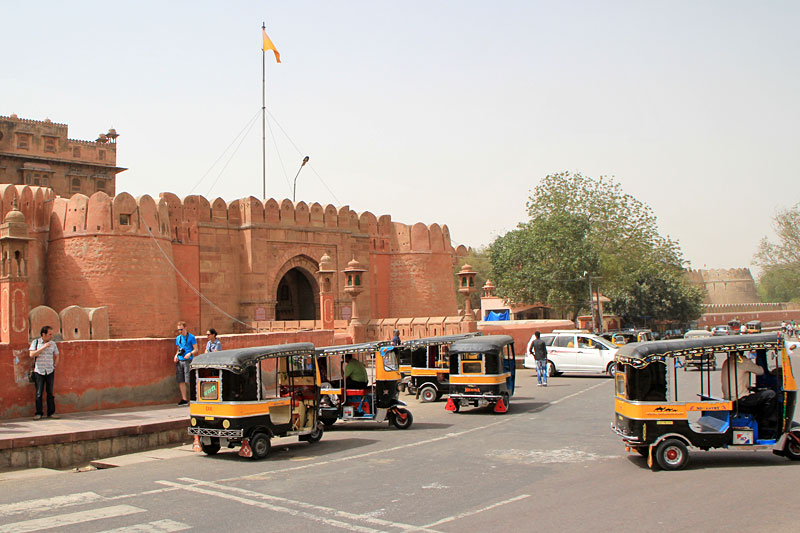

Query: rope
[[138, 210, 259, 331]]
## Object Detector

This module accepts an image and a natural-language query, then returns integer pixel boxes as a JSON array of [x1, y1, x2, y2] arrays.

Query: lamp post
[[292, 156, 310, 202], [584, 271, 596, 334]]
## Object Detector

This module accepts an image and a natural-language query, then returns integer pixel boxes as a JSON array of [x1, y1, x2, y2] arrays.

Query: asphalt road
[[2, 370, 799, 532]]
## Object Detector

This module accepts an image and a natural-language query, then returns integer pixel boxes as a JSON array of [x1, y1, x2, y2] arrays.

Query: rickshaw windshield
[[289, 354, 314, 376], [460, 353, 483, 374], [381, 347, 399, 371]]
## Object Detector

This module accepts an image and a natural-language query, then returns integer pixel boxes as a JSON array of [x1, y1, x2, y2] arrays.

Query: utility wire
[[204, 113, 261, 198], [265, 109, 341, 205], [266, 116, 292, 194], [188, 109, 261, 195]]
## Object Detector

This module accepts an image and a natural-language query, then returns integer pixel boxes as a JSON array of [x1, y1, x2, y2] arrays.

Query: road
[[1, 371, 799, 532]]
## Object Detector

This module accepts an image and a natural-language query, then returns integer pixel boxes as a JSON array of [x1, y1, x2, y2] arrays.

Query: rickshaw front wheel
[[655, 439, 689, 471], [300, 423, 324, 444], [785, 432, 800, 460], [390, 408, 414, 429], [249, 432, 271, 460], [201, 437, 221, 455]]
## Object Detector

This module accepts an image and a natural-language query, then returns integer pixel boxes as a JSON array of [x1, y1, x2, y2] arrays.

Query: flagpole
[[261, 21, 266, 200]]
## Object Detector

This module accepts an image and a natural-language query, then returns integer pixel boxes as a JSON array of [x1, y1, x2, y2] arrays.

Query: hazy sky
[[3, 1, 798, 272]]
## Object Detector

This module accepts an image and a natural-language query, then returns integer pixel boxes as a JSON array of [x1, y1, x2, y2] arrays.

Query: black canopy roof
[[190, 342, 315, 373], [449, 335, 515, 355], [316, 341, 389, 357], [616, 332, 781, 363], [402, 333, 481, 348]]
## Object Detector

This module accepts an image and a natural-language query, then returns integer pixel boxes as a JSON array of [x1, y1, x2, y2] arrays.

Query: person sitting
[[344, 353, 368, 390], [721, 352, 777, 432]]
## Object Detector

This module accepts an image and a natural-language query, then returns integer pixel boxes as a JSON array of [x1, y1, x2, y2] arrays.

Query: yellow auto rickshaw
[[612, 333, 800, 470], [403, 333, 482, 402], [446, 335, 516, 413], [188, 342, 323, 459]]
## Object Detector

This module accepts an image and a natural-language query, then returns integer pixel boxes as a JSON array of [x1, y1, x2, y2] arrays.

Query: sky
[[3, 1, 798, 272]]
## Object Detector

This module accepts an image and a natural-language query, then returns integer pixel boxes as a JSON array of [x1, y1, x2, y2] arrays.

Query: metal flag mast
[[261, 21, 267, 200]]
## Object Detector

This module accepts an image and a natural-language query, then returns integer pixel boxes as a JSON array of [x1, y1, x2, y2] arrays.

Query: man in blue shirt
[[174, 321, 198, 405]]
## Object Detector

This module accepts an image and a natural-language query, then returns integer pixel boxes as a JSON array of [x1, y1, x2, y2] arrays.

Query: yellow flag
[[262, 28, 281, 63]]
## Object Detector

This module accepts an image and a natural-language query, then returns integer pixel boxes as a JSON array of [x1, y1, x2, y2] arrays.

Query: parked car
[[711, 325, 733, 336], [525, 331, 618, 377]]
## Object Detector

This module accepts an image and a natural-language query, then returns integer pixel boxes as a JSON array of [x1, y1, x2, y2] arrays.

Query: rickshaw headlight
[[191, 417, 197, 426], [222, 419, 231, 429]]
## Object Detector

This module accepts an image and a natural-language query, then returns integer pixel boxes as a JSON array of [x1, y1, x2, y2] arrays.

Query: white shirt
[[30, 338, 59, 375]]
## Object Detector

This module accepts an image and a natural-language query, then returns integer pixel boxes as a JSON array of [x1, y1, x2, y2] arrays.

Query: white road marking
[[169, 478, 440, 533], [487, 447, 616, 464], [0, 491, 104, 518], [549, 380, 610, 405], [423, 494, 531, 528], [98, 518, 191, 532], [232, 418, 511, 481], [157, 480, 397, 532], [0, 505, 145, 533]]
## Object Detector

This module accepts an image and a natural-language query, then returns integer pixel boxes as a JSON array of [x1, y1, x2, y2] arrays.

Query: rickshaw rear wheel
[[655, 439, 689, 471], [249, 432, 271, 460], [390, 408, 413, 429], [420, 386, 438, 403], [201, 437, 221, 455], [321, 416, 337, 429]]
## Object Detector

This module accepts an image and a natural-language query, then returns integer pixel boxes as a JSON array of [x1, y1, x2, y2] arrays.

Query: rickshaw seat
[[698, 394, 723, 402]]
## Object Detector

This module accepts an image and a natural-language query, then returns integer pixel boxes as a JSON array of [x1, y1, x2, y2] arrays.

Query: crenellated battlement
[[0, 184, 57, 232], [0, 114, 68, 129]]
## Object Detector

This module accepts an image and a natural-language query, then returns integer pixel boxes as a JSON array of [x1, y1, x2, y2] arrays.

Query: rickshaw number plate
[[204, 416, 214, 421]]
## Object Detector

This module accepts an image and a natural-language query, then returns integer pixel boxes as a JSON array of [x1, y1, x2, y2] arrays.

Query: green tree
[[488, 212, 598, 321], [489, 171, 702, 327], [453, 247, 491, 312], [755, 204, 800, 302]]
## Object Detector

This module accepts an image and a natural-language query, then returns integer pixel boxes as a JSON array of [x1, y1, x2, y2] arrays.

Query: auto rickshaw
[[681, 329, 716, 371], [188, 342, 323, 460], [445, 335, 516, 413], [316, 342, 413, 429], [611, 333, 800, 470], [746, 320, 762, 334], [403, 333, 482, 402]]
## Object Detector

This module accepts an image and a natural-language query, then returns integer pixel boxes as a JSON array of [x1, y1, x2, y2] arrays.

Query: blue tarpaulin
[[485, 310, 510, 321]]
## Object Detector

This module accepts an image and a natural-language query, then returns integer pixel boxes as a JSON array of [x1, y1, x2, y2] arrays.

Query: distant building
[[685, 268, 761, 305], [0, 114, 125, 198]]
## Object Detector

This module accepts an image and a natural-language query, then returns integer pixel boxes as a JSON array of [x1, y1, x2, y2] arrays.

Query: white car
[[524, 330, 619, 377]]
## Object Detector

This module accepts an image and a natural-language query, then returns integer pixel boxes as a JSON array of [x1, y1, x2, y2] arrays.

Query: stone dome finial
[[5, 209, 25, 224]]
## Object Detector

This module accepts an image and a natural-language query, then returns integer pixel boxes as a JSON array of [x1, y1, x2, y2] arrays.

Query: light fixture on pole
[[292, 156, 310, 202]]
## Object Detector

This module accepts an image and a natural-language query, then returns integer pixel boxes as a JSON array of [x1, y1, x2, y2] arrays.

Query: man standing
[[174, 321, 198, 405], [29, 326, 60, 420], [531, 331, 548, 387]]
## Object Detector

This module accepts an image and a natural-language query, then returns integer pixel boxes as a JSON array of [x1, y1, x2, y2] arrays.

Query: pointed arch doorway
[[273, 256, 321, 321]]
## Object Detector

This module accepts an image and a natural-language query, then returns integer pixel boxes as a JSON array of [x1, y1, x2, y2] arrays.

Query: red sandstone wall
[[0, 329, 336, 420], [46, 193, 179, 338]]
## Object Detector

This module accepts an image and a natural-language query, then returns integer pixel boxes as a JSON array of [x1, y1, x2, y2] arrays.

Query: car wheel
[[420, 386, 438, 403], [547, 360, 559, 377], [249, 432, 271, 460], [606, 362, 616, 378], [655, 439, 689, 471]]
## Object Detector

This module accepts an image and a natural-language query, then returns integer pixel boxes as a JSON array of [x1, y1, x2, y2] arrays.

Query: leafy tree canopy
[[754, 203, 800, 302], [489, 171, 703, 326]]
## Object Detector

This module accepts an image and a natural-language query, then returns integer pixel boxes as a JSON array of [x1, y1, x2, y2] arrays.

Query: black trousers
[[736, 389, 776, 423], [34, 371, 56, 417]]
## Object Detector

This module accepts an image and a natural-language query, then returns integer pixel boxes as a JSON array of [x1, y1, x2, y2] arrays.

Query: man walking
[[531, 331, 549, 387], [29, 326, 60, 419], [174, 321, 198, 405]]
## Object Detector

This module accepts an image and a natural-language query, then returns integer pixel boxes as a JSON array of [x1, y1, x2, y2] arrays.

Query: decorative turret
[[457, 263, 477, 322], [316, 252, 336, 330], [0, 201, 33, 344], [343, 257, 367, 327]]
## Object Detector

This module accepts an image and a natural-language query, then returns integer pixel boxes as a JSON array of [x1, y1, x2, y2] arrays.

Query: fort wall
[[685, 267, 761, 305]]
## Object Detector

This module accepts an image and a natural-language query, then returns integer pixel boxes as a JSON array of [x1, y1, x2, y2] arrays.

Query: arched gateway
[[273, 256, 320, 321]]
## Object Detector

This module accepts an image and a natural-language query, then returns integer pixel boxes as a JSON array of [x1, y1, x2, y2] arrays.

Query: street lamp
[[292, 156, 310, 202]]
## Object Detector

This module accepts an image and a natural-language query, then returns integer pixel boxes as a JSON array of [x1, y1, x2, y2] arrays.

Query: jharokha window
[[43, 137, 56, 153], [71, 178, 81, 194], [16, 133, 31, 150]]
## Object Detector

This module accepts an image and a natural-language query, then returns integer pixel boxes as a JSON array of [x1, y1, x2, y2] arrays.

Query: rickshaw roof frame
[[448, 335, 515, 355], [402, 332, 482, 348], [616, 332, 781, 367], [190, 342, 316, 374], [315, 341, 390, 357]]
